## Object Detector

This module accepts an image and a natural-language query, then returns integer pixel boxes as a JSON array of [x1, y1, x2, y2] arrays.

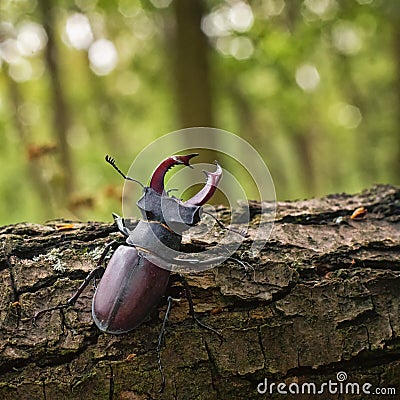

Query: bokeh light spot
[[332, 21, 362, 55], [228, 1, 254, 32], [202, 7, 231, 37], [230, 36, 254, 60], [9, 59, 33, 82], [88, 39, 118, 75], [261, 0, 285, 18], [295, 64, 320, 92], [1, 39, 21, 64], [65, 13, 94, 50], [334, 103, 362, 129], [17, 22, 47, 56]]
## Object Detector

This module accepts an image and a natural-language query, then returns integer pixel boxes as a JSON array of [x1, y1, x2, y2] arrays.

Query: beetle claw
[[184, 162, 222, 206], [149, 155, 222, 206], [149, 153, 199, 194]]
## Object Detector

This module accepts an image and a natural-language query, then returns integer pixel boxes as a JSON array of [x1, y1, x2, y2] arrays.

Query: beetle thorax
[[136, 188, 202, 234]]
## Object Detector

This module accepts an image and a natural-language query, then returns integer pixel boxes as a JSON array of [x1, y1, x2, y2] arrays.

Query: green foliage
[[0, 0, 398, 224]]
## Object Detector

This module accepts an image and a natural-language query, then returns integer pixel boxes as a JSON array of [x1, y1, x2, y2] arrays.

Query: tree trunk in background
[[38, 0, 74, 202], [0, 185, 399, 399], [391, 18, 400, 185], [294, 132, 317, 196], [173, 0, 213, 128], [171, 0, 229, 204]]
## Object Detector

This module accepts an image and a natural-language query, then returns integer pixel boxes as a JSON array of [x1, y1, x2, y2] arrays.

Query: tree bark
[[0, 185, 399, 400]]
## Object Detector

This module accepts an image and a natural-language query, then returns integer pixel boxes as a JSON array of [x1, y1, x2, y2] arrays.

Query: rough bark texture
[[0, 185, 399, 400]]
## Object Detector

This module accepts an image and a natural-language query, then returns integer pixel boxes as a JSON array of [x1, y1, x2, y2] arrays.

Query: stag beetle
[[93, 153, 222, 333], [35, 153, 226, 388]]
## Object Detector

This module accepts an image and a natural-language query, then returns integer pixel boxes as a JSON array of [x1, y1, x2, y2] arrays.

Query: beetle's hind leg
[[156, 276, 224, 392], [156, 295, 174, 393], [33, 240, 119, 324]]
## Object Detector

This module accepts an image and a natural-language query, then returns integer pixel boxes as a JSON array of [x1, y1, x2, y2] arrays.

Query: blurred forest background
[[0, 0, 399, 225]]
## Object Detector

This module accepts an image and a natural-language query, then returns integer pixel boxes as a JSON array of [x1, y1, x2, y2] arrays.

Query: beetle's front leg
[[112, 213, 131, 237], [33, 241, 119, 324]]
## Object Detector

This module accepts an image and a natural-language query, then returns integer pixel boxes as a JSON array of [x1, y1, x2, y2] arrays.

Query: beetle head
[[137, 189, 202, 233], [137, 153, 222, 233]]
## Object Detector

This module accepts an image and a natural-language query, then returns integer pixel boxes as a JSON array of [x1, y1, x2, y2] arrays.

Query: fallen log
[[0, 184, 399, 399]]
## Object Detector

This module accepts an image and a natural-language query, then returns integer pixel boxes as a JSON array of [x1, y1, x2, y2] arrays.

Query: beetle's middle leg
[[177, 275, 224, 342], [33, 240, 119, 323]]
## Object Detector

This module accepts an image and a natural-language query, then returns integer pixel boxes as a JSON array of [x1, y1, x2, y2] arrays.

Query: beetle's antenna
[[203, 211, 248, 238], [105, 155, 144, 188]]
